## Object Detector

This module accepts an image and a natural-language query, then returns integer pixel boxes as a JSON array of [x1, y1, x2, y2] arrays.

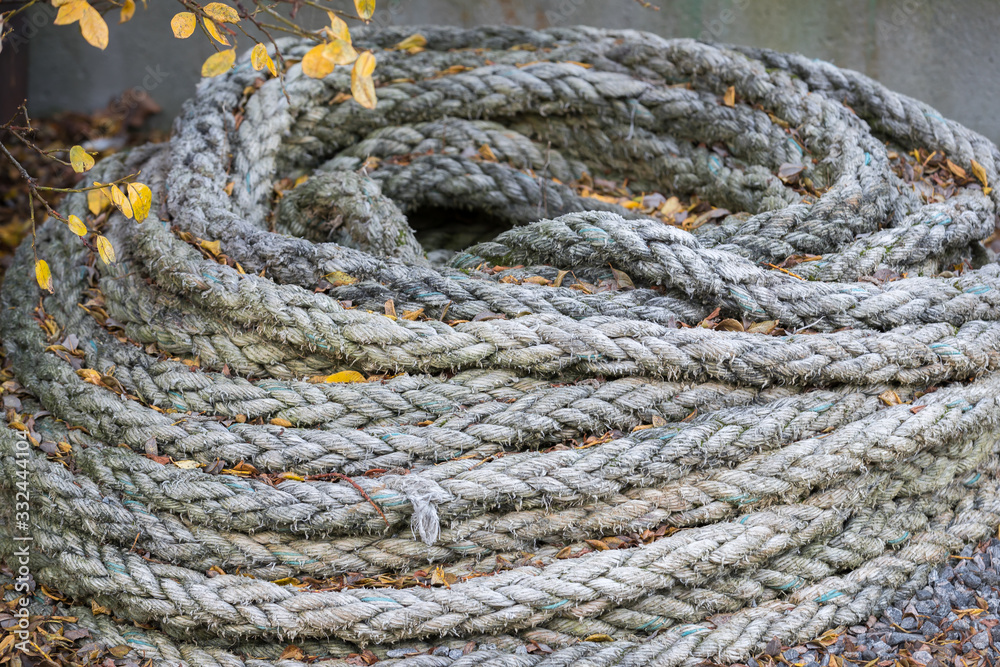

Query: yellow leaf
[[76, 368, 102, 385], [324, 370, 366, 383], [324, 270, 358, 286], [326, 12, 350, 42], [204, 2, 239, 23], [67, 214, 88, 236], [109, 184, 133, 218], [69, 145, 94, 173], [354, 0, 375, 20], [477, 144, 497, 162], [119, 0, 135, 23], [270, 417, 292, 427], [970, 159, 990, 189], [87, 187, 107, 214], [393, 33, 427, 50], [79, 3, 108, 50], [251, 42, 277, 77], [173, 460, 203, 469], [723, 85, 735, 107], [126, 182, 152, 222], [96, 235, 116, 264], [301, 42, 336, 79], [202, 48, 236, 77], [53, 0, 86, 25], [200, 239, 222, 255], [203, 18, 229, 46], [354, 49, 375, 77], [879, 389, 902, 406], [326, 38, 358, 65], [351, 51, 377, 109], [171, 12, 195, 38], [35, 259, 53, 293], [583, 634, 614, 642]]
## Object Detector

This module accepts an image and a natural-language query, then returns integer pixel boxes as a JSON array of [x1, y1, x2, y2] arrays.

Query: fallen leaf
[[723, 85, 735, 107], [173, 460, 203, 469], [393, 33, 427, 50], [324, 270, 358, 286], [200, 239, 222, 255], [879, 390, 902, 406], [325, 370, 367, 383], [970, 159, 991, 194], [610, 267, 634, 289], [270, 417, 293, 427]]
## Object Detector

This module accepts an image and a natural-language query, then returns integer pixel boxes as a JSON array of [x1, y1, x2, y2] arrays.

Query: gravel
[[724, 537, 1000, 667]]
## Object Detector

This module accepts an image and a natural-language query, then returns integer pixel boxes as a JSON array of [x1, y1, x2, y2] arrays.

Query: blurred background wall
[[6, 1, 998, 141]]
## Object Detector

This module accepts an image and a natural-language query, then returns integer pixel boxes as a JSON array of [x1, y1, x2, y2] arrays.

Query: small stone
[[901, 616, 917, 631], [870, 640, 892, 655], [884, 608, 903, 625], [782, 649, 800, 662], [911, 650, 933, 665], [962, 572, 982, 589], [860, 650, 876, 661], [922, 622, 941, 638], [953, 618, 971, 632], [971, 633, 989, 650], [916, 588, 934, 601], [886, 633, 923, 646]]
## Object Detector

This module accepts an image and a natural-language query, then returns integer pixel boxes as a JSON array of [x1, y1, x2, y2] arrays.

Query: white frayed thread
[[380, 475, 454, 546]]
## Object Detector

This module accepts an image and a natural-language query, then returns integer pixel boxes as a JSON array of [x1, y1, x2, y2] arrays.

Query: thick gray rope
[[4, 24, 1000, 667]]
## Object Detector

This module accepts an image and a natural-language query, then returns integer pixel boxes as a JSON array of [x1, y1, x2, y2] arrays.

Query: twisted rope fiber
[[4, 24, 1000, 666]]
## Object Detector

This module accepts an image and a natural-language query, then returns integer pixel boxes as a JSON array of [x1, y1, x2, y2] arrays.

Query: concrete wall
[[16, 0, 1000, 142]]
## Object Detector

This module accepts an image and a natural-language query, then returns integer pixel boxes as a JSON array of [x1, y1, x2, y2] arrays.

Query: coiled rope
[[4, 24, 1000, 666]]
